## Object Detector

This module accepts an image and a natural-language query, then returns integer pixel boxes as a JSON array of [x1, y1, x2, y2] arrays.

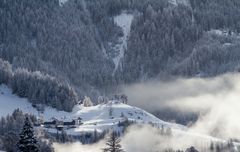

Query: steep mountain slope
[[173, 29, 240, 76], [1, 0, 240, 104], [0, 0, 114, 99]]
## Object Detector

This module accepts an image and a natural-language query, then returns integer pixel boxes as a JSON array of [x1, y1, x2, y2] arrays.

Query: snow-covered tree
[[109, 102, 113, 118], [120, 95, 128, 104], [0, 109, 53, 151], [185, 146, 198, 152], [18, 117, 39, 152], [83, 96, 93, 107], [98, 96, 108, 104], [92, 129, 98, 143], [103, 132, 124, 152], [98, 96, 105, 104], [0, 138, 3, 150], [0, 59, 12, 84], [109, 106, 113, 118], [10, 68, 77, 112]]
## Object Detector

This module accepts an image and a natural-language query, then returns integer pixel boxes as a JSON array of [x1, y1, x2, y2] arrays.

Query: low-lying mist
[[54, 73, 240, 152], [53, 141, 104, 152], [53, 125, 218, 152], [123, 73, 240, 139]]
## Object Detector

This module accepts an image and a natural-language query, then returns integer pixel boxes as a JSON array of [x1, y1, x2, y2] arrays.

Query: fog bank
[[123, 74, 240, 139]]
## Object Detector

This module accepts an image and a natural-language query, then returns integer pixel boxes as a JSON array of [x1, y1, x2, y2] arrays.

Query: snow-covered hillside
[[0, 85, 234, 145], [0, 85, 69, 120], [69, 100, 185, 134], [0, 85, 183, 134]]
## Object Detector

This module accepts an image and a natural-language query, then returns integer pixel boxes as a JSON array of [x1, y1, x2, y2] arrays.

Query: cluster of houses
[[36, 117, 83, 131]]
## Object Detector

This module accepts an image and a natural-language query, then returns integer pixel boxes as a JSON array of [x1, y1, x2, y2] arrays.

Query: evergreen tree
[[185, 146, 198, 152], [92, 129, 98, 143], [18, 117, 39, 152], [83, 96, 93, 107], [103, 132, 124, 152], [210, 142, 214, 151], [109, 105, 113, 118]]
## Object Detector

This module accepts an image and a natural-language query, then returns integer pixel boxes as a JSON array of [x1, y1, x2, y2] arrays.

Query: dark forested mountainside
[[1, 0, 240, 110], [0, 0, 115, 98], [190, 0, 240, 32], [120, 0, 240, 82]]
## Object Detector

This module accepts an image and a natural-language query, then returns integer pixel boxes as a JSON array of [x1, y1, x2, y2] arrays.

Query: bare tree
[[103, 132, 124, 152]]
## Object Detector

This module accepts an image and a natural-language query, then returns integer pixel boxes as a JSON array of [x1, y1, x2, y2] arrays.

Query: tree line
[[0, 58, 77, 112]]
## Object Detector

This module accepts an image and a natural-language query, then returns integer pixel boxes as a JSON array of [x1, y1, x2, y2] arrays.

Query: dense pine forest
[[1, 0, 240, 110]]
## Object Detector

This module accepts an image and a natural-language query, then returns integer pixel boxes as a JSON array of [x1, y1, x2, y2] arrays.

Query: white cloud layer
[[53, 141, 104, 152], [123, 74, 240, 139]]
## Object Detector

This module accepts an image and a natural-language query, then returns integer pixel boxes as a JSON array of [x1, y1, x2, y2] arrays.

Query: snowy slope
[[112, 12, 133, 75], [168, 0, 189, 6], [68, 100, 185, 134], [0, 85, 183, 134], [0, 85, 70, 120]]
